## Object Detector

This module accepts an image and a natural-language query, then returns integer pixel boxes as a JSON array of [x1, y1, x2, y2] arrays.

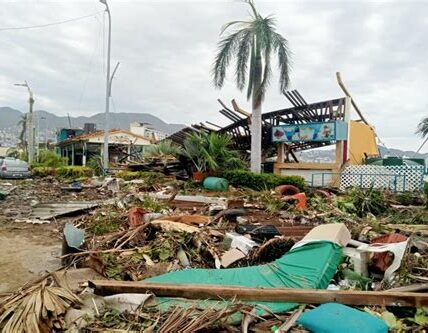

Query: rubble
[[0, 174, 427, 332]]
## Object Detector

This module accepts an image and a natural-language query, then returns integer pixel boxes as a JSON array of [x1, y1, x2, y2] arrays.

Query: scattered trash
[[298, 303, 388, 333], [225, 231, 259, 255], [0, 167, 426, 332], [32, 201, 100, 220], [64, 223, 85, 250], [220, 248, 246, 267], [61, 181, 83, 192], [235, 224, 281, 242], [127, 207, 146, 227]]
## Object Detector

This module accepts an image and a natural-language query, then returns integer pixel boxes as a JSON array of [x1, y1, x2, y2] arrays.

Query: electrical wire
[[0, 11, 103, 31]]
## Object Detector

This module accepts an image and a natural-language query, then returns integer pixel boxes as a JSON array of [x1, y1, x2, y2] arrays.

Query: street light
[[14, 81, 35, 164], [100, 0, 112, 173]]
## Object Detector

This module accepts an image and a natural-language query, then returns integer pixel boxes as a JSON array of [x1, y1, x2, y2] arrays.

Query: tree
[[416, 117, 428, 153], [212, 0, 291, 173]]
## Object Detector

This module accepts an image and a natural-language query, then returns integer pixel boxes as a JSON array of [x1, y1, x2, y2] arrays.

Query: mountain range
[[0, 107, 186, 145], [0, 107, 426, 159]]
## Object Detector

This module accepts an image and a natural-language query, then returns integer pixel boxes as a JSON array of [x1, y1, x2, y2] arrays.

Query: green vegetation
[[212, 0, 291, 172], [31, 167, 56, 177], [87, 156, 104, 176], [143, 140, 182, 167], [335, 187, 389, 218], [87, 205, 127, 236], [33, 150, 68, 168], [220, 169, 306, 191], [56, 166, 93, 178], [32, 165, 93, 179], [137, 194, 168, 213], [257, 190, 285, 214], [182, 132, 244, 173]]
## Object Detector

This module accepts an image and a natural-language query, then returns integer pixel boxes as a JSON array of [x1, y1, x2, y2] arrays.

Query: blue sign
[[272, 121, 348, 143]]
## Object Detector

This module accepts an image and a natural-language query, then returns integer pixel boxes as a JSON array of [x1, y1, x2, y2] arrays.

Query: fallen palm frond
[[158, 304, 245, 333], [0, 276, 81, 333]]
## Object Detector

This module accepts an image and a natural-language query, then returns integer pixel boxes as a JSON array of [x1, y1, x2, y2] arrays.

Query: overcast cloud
[[0, 0, 427, 152]]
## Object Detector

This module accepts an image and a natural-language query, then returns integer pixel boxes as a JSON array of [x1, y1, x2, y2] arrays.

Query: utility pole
[[41, 116, 47, 150], [15, 81, 34, 164], [100, 0, 112, 173]]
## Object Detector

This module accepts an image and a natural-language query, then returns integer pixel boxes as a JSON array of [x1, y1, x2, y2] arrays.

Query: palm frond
[[272, 32, 291, 93], [416, 117, 428, 138], [220, 20, 250, 35], [236, 29, 253, 91], [212, 29, 245, 89], [256, 17, 275, 102]]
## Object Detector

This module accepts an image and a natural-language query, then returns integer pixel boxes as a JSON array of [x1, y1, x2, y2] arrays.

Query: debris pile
[[0, 173, 427, 332]]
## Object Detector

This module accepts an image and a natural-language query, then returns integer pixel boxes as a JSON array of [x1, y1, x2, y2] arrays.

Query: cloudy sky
[[0, 0, 427, 152]]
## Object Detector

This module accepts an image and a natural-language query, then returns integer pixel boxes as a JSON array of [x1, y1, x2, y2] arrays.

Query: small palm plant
[[182, 132, 244, 180], [212, 0, 291, 173], [143, 140, 182, 168]]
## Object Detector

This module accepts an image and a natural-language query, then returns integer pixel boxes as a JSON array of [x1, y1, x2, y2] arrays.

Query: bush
[[31, 166, 56, 177], [87, 156, 104, 176], [56, 166, 93, 179], [220, 170, 306, 191], [34, 150, 68, 168]]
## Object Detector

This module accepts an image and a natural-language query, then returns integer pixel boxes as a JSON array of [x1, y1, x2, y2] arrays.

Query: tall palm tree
[[212, 0, 291, 173], [416, 117, 428, 153]]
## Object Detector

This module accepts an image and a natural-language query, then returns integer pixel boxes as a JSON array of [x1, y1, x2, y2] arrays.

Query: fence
[[311, 165, 425, 192]]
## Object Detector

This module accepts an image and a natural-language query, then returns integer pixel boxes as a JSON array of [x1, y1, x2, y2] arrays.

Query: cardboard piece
[[301, 223, 351, 247], [221, 248, 246, 268]]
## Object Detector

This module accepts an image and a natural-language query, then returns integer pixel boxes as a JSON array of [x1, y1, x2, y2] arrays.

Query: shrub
[[34, 150, 68, 168], [115, 171, 140, 180], [31, 166, 56, 177], [87, 156, 104, 176], [56, 166, 93, 179], [220, 170, 306, 191]]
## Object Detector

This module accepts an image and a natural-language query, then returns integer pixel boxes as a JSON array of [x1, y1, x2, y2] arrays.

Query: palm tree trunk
[[416, 136, 428, 153], [250, 52, 263, 173]]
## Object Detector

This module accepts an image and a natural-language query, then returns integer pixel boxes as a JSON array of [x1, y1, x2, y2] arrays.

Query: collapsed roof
[[167, 90, 347, 159]]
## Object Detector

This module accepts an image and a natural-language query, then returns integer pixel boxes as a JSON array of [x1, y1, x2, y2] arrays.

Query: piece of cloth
[[298, 303, 388, 333], [145, 241, 342, 315]]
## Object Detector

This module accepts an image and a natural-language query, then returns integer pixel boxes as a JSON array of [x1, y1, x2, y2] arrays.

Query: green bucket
[[203, 177, 229, 192]]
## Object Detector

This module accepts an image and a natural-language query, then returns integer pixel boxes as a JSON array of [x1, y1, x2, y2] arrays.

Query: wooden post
[[82, 142, 87, 166], [277, 143, 285, 164], [71, 143, 75, 166]]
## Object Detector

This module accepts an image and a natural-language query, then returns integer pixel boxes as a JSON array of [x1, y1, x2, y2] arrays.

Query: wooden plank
[[88, 281, 428, 307]]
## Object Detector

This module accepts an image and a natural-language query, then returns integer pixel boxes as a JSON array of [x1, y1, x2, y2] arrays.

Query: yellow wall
[[349, 121, 379, 165]]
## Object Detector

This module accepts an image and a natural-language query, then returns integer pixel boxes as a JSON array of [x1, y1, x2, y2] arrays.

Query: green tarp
[[145, 241, 342, 315]]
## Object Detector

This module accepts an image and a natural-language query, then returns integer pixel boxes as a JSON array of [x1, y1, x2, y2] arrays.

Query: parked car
[[0, 158, 31, 179]]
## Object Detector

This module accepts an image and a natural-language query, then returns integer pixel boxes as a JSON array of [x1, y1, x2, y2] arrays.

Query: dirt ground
[[0, 178, 107, 294], [0, 223, 61, 293]]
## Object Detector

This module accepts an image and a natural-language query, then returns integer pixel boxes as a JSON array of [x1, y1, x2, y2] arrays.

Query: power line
[[0, 11, 103, 31]]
